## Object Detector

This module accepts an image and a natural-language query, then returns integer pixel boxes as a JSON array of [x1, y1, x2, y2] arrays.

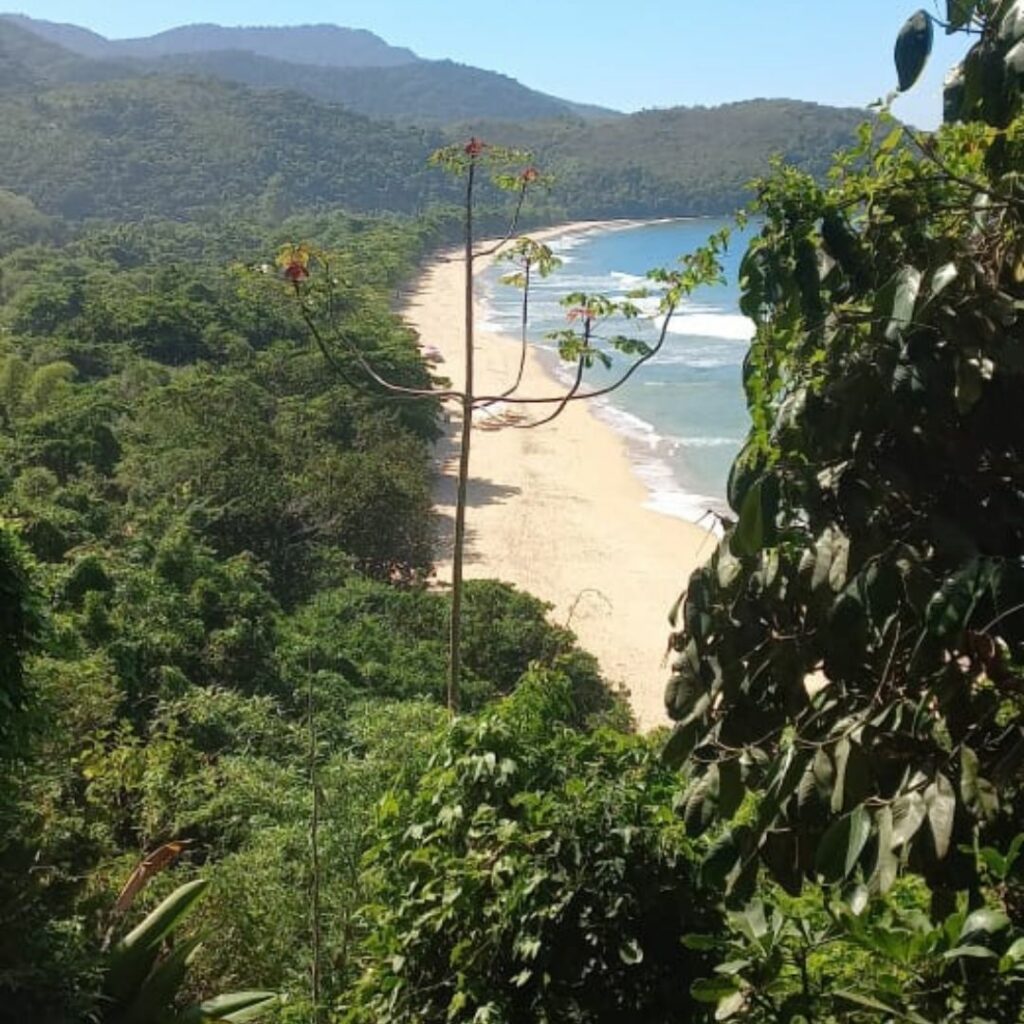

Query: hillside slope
[[0, 20, 871, 222], [453, 100, 870, 216], [138, 51, 611, 124], [4, 14, 618, 123], [0, 73, 452, 219], [2, 15, 418, 66]]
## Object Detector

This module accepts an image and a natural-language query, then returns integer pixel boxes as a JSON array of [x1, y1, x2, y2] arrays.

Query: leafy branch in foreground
[[663, 0, 1024, 915], [97, 851, 276, 1024], [273, 138, 725, 712]]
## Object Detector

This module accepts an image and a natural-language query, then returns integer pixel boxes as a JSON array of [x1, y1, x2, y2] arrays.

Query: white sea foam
[[609, 270, 650, 290], [477, 219, 739, 529], [659, 311, 754, 342], [592, 401, 730, 528], [671, 436, 744, 449]]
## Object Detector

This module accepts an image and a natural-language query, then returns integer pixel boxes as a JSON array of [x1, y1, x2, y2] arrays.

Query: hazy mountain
[[0, 18, 870, 223], [0, 16, 133, 87], [4, 13, 618, 123], [139, 50, 614, 124], [2, 15, 418, 67]]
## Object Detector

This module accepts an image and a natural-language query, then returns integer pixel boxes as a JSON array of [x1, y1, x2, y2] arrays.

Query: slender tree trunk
[[448, 161, 476, 713], [308, 665, 323, 1022]]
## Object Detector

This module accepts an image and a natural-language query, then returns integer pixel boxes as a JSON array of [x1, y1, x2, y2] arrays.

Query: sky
[[11, 1, 970, 128]]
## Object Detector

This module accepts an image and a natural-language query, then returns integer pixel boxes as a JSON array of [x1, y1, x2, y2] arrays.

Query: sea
[[478, 218, 756, 526]]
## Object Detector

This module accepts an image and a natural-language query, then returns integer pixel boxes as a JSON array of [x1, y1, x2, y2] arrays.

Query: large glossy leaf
[[884, 266, 922, 341], [891, 791, 927, 849], [121, 936, 202, 1024], [718, 758, 745, 819], [999, 0, 1024, 44], [662, 716, 702, 769], [895, 11, 934, 92], [730, 479, 765, 557], [925, 772, 956, 859], [105, 879, 209, 1005], [176, 991, 279, 1024], [873, 807, 898, 893], [959, 908, 1011, 940], [815, 806, 871, 881], [811, 526, 850, 593]]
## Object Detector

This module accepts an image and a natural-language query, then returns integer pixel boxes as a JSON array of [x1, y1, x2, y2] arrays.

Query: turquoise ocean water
[[479, 218, 756, 523]]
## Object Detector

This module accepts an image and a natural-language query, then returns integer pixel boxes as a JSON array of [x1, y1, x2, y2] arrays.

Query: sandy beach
[[404, 221, 716, 730]]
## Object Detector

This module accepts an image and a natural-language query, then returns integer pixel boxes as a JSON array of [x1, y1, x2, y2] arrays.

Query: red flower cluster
[[567, 307, 593, 323], [464, 137, 486, 157], [520, 166, 540, 184], [283, 261, 310, 284]]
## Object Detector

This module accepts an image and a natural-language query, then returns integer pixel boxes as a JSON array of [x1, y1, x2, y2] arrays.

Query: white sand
[[404, 221, 716, 730]]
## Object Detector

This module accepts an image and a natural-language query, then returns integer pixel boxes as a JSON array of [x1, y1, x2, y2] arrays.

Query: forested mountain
[[0, 70, 453, 219], [4, 14, 617, 123], [0, 18, 866, 222], [0, 14, 133, 87], [137, 51, 609, 124], [2, 15, 419, 66], [449, 100, 871, 216]]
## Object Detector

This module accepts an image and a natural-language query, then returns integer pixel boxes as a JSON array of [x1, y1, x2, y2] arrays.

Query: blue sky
[[12, 1, 968, 127]]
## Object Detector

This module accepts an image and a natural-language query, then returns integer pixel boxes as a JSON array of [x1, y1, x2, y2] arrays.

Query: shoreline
[[404, 219, 715, 730]]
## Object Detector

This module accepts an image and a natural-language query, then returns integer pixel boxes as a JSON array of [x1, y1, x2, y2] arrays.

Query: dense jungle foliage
[[0, 210, 627, 1022], [3, 2, 1024, 1023]]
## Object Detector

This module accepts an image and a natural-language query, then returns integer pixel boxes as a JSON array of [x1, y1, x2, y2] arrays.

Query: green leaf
[[716, 990, 747, 1021], [873, 806, 899, 894], [662, 717, 701, 768], [885, 266, 922, 341], [718, 759, 745, 819], [106, 879, 210, 1006], [846, 883, 870, 916], [999, 0, 1024, 44], [895, 11, 934, 92], [681, 934, 720, 951], [811, 526, 850, 593], [946, 0, 973, 32], [730, 479, 764, 557], [816, 807, 871, 882], [925, 772, 956, 859], [1006, 39, 1024, 76], [1003, 937, 1024, 963], [728, 900, 769, 943], [961, 746, 1000, 820], [943, 944, 998, 960], [836, 989, 932, 1024], [179, 992, 278, 1024], [960, 908, 1010, 939], [684, 766, 720, 837], [619, 938, 644, 965], [927, 261, 958, 303], [891, 791, 927, 849], [691, 977, 740, 1004]]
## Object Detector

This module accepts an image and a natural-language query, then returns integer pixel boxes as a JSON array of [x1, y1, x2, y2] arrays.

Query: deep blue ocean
[[479, 218, 756, 522]]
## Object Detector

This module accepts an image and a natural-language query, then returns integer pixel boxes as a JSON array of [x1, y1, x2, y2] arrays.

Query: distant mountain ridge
[[1, 14, 618, 122], [1, 15, 419, 67], [0, 16, 873, 223]]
